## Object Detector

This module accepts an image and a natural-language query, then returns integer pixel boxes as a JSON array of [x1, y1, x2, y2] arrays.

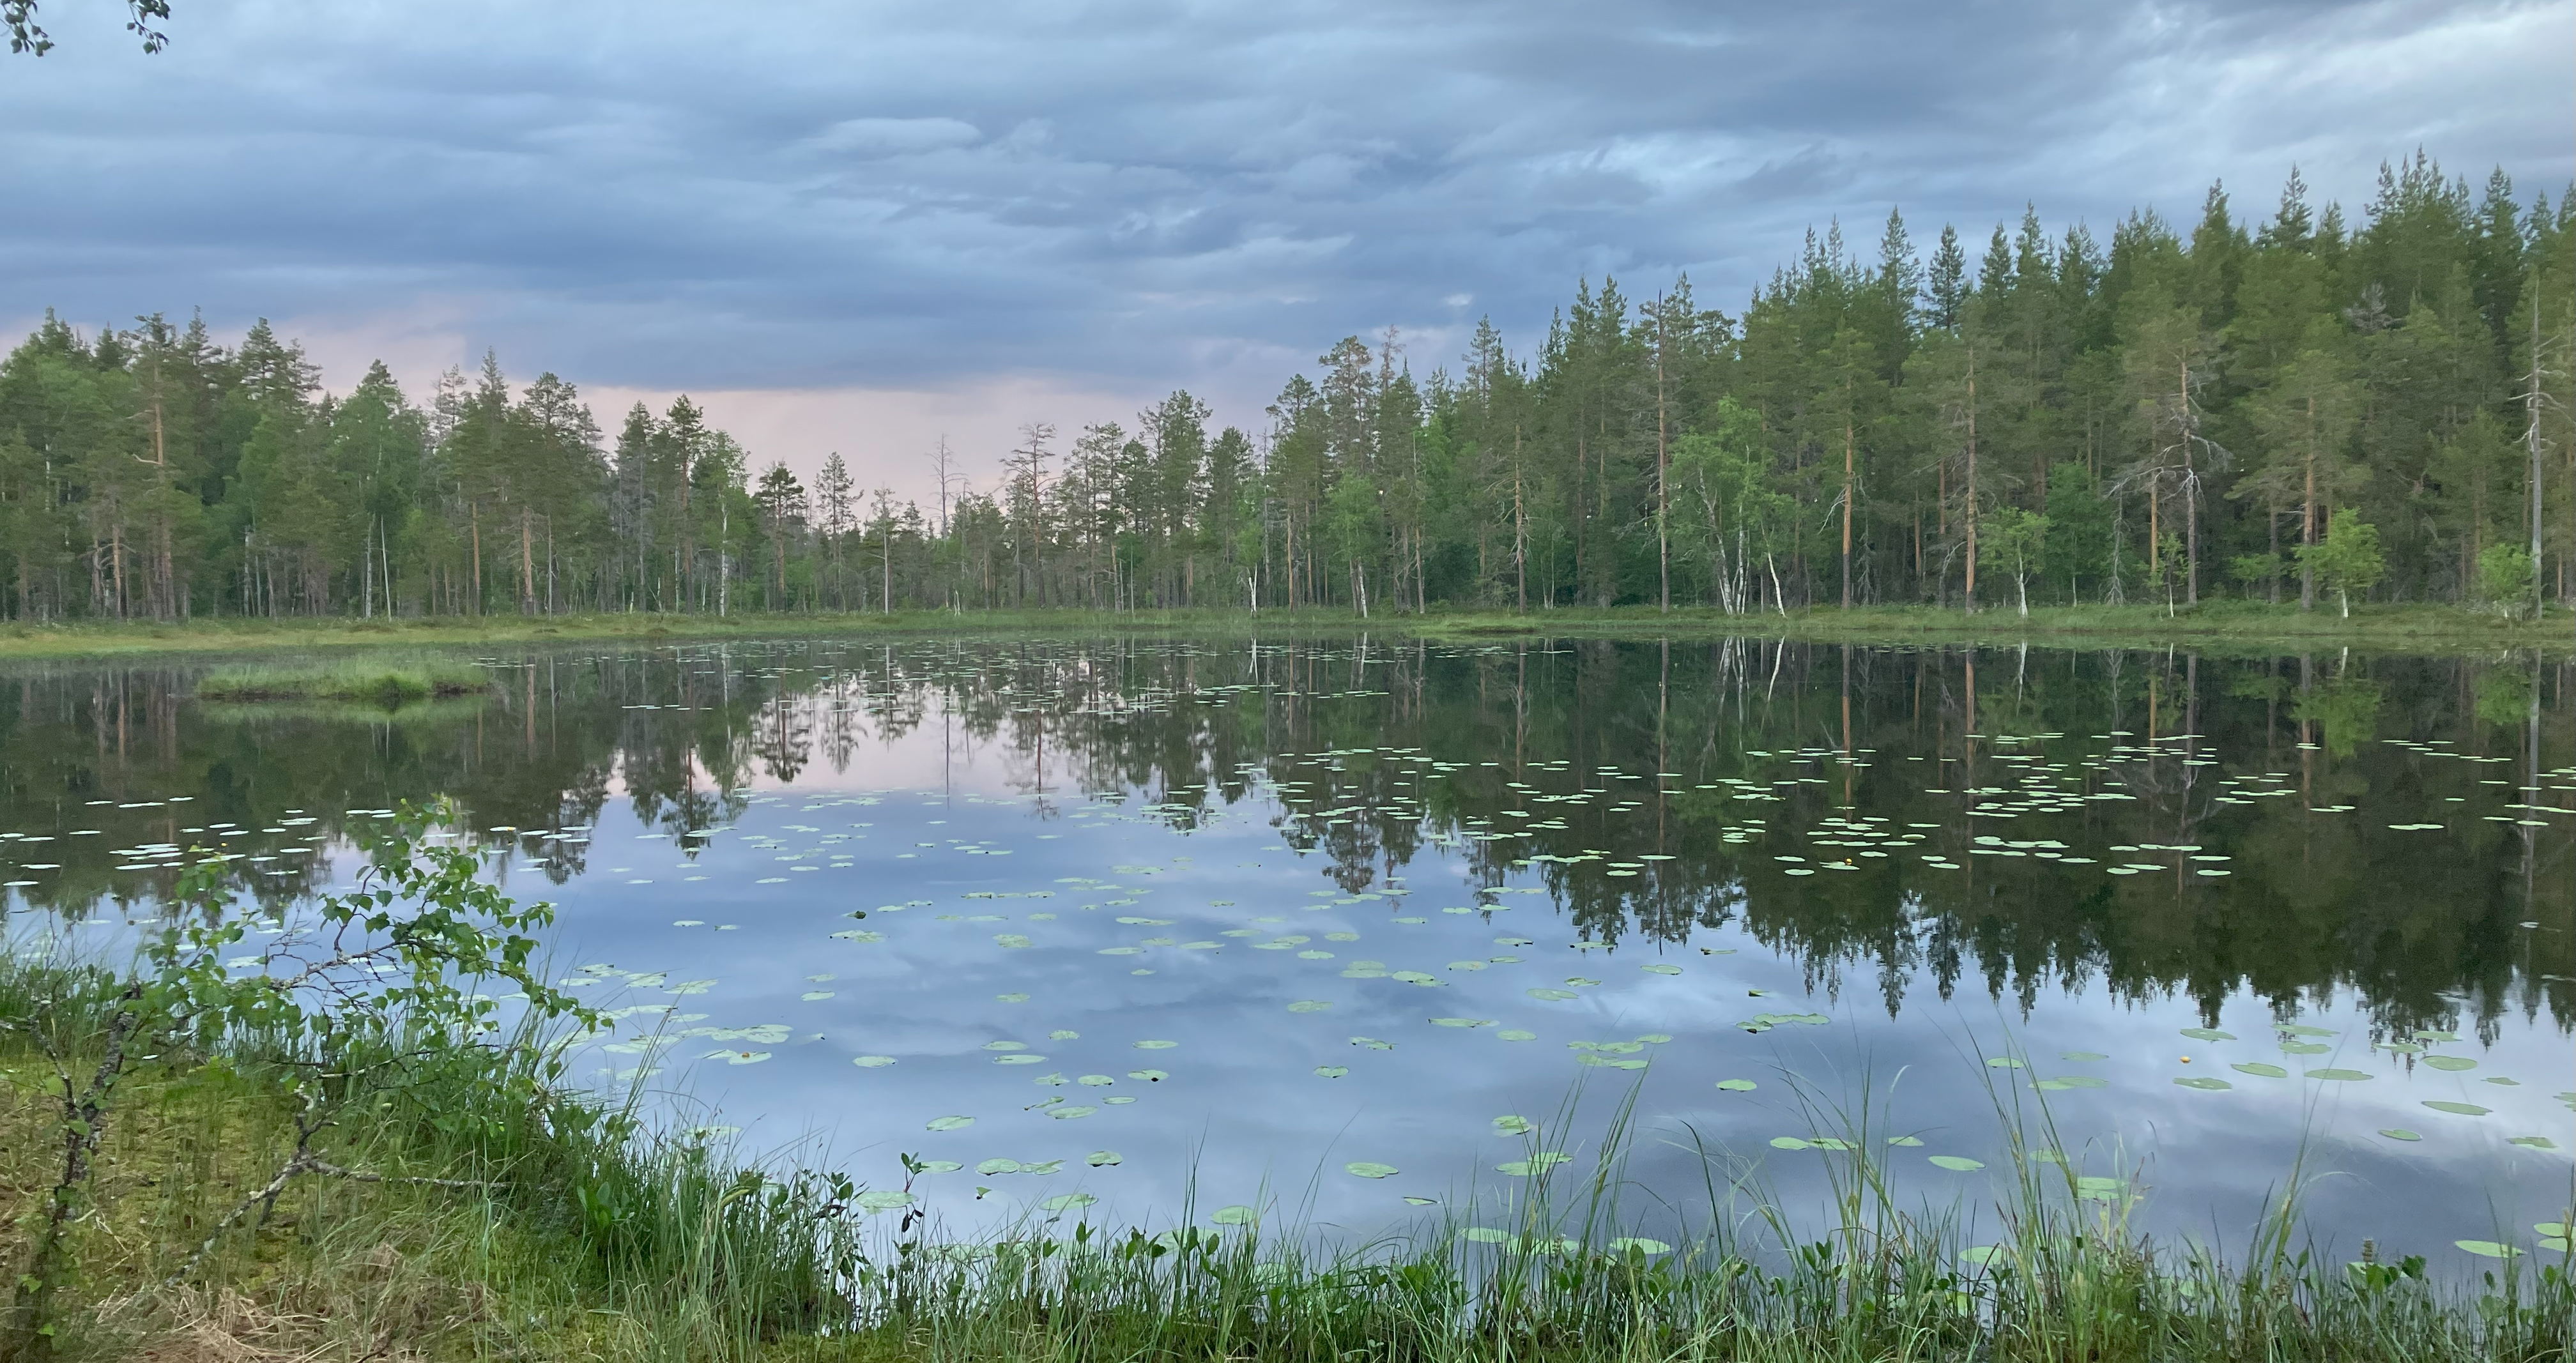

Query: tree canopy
[[3, 153, 2568, 621]]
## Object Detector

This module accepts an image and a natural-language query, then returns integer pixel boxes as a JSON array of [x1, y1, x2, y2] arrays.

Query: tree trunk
[[2300, 434, 2317, 613], [1963, 357, 1979, 614], [1841, 416, 1854, 609]]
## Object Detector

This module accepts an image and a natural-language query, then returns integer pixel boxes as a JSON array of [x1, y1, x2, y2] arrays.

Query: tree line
[[3, 151, 2569, 623]]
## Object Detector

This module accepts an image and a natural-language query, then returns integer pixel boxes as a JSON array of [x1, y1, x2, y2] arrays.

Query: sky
[[2, 0, 2568, 501]]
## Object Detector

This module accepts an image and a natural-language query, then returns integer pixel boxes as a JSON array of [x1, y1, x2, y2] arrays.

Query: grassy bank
[[0, 600, 2569, 662], [3, 955, 2565, 1362]]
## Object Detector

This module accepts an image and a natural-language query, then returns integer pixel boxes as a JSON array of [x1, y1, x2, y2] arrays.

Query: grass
[[0, 598, 2569, 662], [1, 948, 2565, 1362], [193, 655, 493, 704]]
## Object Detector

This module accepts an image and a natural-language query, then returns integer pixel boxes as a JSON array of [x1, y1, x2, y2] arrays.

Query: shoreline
[[0, 602, 2568, 661]]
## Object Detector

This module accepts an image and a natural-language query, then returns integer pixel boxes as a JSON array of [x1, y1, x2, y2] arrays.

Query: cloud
[[804, 117, 985, 158], [0, 0, 2563, 484]]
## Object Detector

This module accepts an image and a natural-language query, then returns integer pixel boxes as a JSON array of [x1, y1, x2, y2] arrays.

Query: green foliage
[[3, 0, 169, 56], [1978, 506, 2048, 616], [2476, 544, 2535, 616], [2230, 551, 2285, 598], [2299, 514, 2388, 617]]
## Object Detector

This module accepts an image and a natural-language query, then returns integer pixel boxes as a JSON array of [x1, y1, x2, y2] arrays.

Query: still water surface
[[4, 637, 2570, 1261]]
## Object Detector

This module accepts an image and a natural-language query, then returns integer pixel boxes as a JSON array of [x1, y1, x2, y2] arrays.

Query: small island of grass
[[194, 657, 492, 705]]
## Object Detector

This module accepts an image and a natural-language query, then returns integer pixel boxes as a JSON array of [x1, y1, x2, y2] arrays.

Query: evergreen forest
[[4, 153, 2570, 623]]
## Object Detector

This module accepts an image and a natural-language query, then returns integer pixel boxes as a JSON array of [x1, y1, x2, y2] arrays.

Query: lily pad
[[1211, 1205, 1257, 1225], [2173, 1076, 2232, 1091], [2423, 1100, 2491, 1116], [2507, 1136, 2557, 1150], [976, 1159, 1022, 1175], [2305, 1069, 2373, 1082], [1314, 1065, 1349, 1078], [1133, 1039, 1178, 1050], [1641, 964, 1682, 975], [852, 1055, 897, 1068], [2423, 1056, 2476, 1071], [2455, 1240, 2520, 1259], [1344, 1161, 1399, 1179], [1768, 1137, 1811, 1150], [1528, 987, 1580, 1001], [2230, 1062, 2288, 1079], [1493, 1115, 1535, 1134], [1086, 1150, 1122, 1166], [1928, 1155, 1985, 1171], [2377, 1129, 2422, 1141], [2180, 1028, 2235, 1042], [926, 1116, 974, 1132], [1040, 1192, 1097, 1211], [1716, 1079, 1758, 1092]]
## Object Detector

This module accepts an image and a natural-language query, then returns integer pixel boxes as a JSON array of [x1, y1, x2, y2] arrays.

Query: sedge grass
[[193, 655, 493, 704]]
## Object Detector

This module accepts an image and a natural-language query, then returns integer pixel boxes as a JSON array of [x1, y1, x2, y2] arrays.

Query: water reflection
[[6, 639, 2567, 1043]]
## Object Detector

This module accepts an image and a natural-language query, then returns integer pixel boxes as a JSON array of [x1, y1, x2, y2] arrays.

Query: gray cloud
[[0, 0, 2564, 402]]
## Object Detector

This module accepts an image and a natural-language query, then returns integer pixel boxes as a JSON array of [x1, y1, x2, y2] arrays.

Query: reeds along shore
[[0, 949, 2566, 1363]]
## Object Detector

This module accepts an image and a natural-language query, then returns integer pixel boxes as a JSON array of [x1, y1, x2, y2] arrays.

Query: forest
[[2, 152, 2569, 624]]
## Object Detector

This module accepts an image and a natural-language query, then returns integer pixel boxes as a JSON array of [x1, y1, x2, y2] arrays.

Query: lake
[[3, 636, 2568, 1266]]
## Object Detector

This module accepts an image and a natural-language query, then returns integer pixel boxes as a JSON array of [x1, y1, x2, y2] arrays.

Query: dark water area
[[3, 637, 2570, 1267]]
